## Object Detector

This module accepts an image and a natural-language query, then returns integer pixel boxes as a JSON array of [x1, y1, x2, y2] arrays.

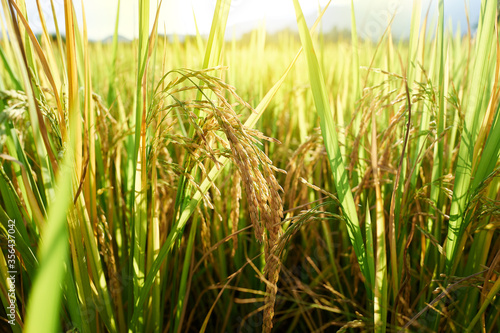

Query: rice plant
[[0, 0, 498, 332]]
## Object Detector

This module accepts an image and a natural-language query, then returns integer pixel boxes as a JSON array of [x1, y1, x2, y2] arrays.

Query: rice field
[[0, 0, 499, 332]]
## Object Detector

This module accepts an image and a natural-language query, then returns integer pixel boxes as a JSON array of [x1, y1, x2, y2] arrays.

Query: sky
[[17, 0, 483, 41]]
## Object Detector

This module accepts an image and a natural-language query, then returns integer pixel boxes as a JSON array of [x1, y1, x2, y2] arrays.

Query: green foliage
[[0, 0, 498, 332]]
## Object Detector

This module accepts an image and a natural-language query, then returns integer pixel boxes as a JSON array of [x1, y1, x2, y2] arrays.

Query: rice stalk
[[293, 0, 373, 297], [445, 0, 496, 275]]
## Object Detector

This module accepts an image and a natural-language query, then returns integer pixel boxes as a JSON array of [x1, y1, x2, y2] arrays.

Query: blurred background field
[[0, 1, 499, 332]]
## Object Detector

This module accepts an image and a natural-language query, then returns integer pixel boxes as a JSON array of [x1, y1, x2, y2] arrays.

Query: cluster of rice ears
[[0, 0, 499, 332]]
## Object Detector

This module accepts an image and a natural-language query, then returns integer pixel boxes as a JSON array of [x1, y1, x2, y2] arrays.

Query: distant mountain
[[101, 35, 132, 43], [227, 2, 479, 42]]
